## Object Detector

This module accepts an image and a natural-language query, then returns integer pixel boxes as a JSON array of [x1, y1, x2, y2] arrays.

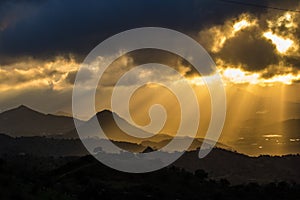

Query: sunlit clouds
[[197, 8, 300, 86], [199, 14, 257, 53], [2, 8, 300, 93], [221, 67, 300, 86], [263, 32, 294, 54], [0, 57, 78, 92], [264, 11, 299, 55], [221, 68, 260, 85], [188, 67, 300, 86], [1, 55, 299, 95]]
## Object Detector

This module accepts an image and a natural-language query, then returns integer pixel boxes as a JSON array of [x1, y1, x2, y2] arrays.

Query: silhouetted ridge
[[1, 105, 44, 116], [95, 109, 122, 121], [142, 146, 155, 153], [96, 109, 112, 117], [0, 105, 75, 137], [15, 105, 33, 110]]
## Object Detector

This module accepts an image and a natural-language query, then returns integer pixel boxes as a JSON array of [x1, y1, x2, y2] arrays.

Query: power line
[[217, 0, 300, 13]]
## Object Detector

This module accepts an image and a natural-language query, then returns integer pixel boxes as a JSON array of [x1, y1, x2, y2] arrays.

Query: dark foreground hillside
[[0, 134, 299, 185], [0, 155, 299, 200]]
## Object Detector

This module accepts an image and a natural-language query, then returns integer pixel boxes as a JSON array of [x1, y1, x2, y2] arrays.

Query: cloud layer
[[0, 0, 271, 64], [198, 4, 300, 78]]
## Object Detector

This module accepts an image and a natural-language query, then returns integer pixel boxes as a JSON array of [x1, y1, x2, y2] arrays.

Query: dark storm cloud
[[98, 49, 198, 87], [284, 56, 300, 69], [0, 0, 43, 29], [198, 0, 300, 74], [127, 49, 197, 76], [217, 27, 279, 71], [0, 0, 269, 64], [64, 49, 197, 88]]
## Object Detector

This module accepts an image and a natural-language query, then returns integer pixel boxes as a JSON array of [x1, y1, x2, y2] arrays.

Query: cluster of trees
[[0, 155, 299, 200]]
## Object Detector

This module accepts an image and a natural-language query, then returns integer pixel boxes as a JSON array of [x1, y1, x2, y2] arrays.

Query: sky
[[1, 0, 300, 144]]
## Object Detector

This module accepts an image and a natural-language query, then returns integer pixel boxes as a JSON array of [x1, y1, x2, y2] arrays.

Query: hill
[[0, 105, 76, 137], [0, 134, 299, 184]]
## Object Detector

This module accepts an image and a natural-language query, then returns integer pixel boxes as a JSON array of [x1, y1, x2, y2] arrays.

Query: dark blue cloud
[[0, 0, 295, 63]]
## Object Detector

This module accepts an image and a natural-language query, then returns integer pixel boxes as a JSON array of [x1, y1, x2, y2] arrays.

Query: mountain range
[[0, 105, 299, 184], [0, 105, 152, 141], [0, 105, 229, 150], [0, 105, 300, 155]]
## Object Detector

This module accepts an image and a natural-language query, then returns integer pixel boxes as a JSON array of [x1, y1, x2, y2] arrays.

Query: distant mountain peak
[[15, 105, 46, 115], [16, 105, 33, 111], [0, 105, 40, 116], [97, 109, 112, 115], [0, 105, 76, 137], [96, 109, 121, 119], [142, 146, 155, 153]]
